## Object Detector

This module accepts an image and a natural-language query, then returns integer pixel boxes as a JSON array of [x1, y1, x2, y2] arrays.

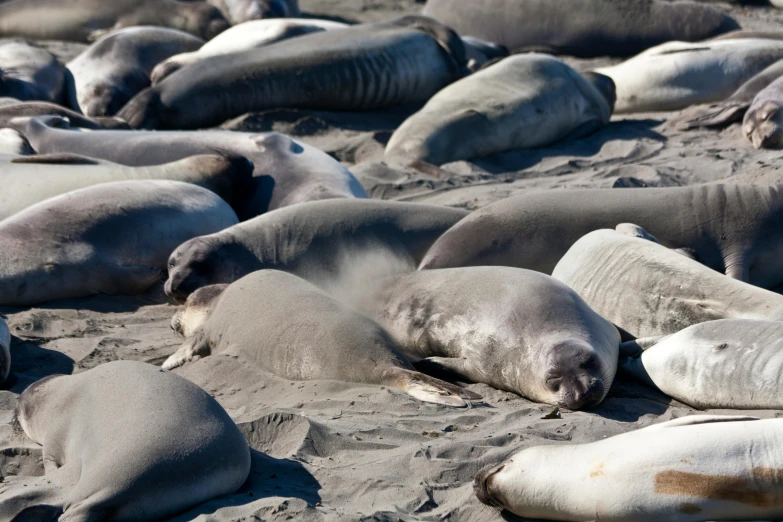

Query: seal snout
[[474, 463, 505, 508], [558, 377, 605, 411], [548, 341, 608, 410]]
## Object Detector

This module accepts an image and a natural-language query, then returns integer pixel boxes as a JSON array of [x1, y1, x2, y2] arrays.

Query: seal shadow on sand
[[590, 376, 674, 423], [2, 335, 74, 393]]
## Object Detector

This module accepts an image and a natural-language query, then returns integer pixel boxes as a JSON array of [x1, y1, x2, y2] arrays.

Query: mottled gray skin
[[0, 316, 9, 386], [207, 0, 300, 24], [420, 185, 783, 289], [11, 116, 366, 219], [0, 153, 254, 220], [162, 271, 479, 407], [369, 267, 620, 410], [743, 75, 783, 149], [0, 180, 238, 306], [66, 27, 203, 117], [0, 100, 129, 129], [0, 0, 228, 43], [0, 40, 64, 104], [422, 0, 738, 58], [118, 15, 468, 129], [3, 361, 250, 522], [621, 319, 783, 410], [164, 199, 469, 302], [551, 227, 783, 338]]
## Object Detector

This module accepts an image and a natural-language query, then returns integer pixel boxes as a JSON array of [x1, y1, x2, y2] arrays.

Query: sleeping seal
[[66, 26, 203, 117], [365, 267, 620, 410], [0, 317, 9, 386], [621, 319, 783, 410], [207, 0, 300, 24], [2, 361, 250, 522], [118, 15, 468, 129], [551, 226, 783, 338], [742, 74, 783, 149], [164, 199, 469, 302], [419, 185, 783, 289], [0, 180, 238, 306], [475, 415, 783, 521], [162, 270, 481, 407], [385, 54, 614, 166], [0, 40, 65, 103]]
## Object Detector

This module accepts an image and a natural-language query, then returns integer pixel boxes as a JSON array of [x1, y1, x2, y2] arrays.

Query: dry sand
[[3, 2, 783, 521]]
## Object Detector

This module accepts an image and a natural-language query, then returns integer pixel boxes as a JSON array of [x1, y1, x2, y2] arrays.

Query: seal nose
[[164, 276, 188, 303], [559, 378, 605, 410], [474, 463, 505, 508]]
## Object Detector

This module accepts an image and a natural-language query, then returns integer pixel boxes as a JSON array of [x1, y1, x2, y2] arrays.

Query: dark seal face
[[165, 238, 224, 303], [186, 3, 230, 41], [544, 340, 608, 410]]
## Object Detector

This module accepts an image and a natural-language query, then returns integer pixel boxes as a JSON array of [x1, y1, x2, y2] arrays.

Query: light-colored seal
[[0, 40, 65, 104], [0, 0, 229, 43], [12, 116, 366, 220], [742, 74, 783, 149], [118, 15, 468, 129], [0, 316, 9, 386], [2, 361, 250, 522], [207, 0, 300, 25], [164, 199, 470, 302], [385, 54, 614, 166], [596, 39, 783, 113], [162, 270, 481, 407], [66, 26, 203, 117], [621, 319, 783, 410], [419, 185, 783, 289], [365, 267, 620, 410], [0, 180, 238, 306], [551, 226, 783, 338], [0, 153, 253, 220], [423, 0, 739, 58], [475, 415, 783, 521], [150, 18, 349, 84], [0, 128, 32, 155], [0, 100, 129, 129]]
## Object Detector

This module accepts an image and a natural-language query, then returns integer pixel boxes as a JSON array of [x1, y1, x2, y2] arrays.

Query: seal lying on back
[[419, 185, 783, 289], [207, 0, 300, 24], [164, 199, 469, 302], [0, 100, 128, 129], [621, 319, 783, 410], [2, 361, 250, 522], [742, 74, 783, 149], [422, 0, 738, 58], [0, 153, 253, 220], [475, 415, 783, 521], [385, 54, 614, 166], [66, 27, 203, 117], [551, 226, 783, 338], [0, 180, 238, 306], [0, 0, 228, 43], [0, 40, 65, 103], [118, 15, 468, 130], [0, 317, 9, 386], [365, 267, 620, 410]]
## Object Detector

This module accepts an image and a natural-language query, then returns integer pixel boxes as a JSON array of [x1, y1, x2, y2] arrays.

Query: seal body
[[162, 270, 480, 407], [475, 415, 783, 521], [551, 227, 783, 338], [0, 180, 238, 306], [207, 0, 300, 24], [3, 361, 250, 522], [118, 16, 468, 129], [368, 267, 620, 410], [0, 317, 9, 386], [164, 199, 469, 302], [419, 185, 783, 289], [742, 74, 783, 149], [66, 26, 203, 117], [385, 54, 614, 166], [0, 100, 129, 129], [0, 40, 64, 103]]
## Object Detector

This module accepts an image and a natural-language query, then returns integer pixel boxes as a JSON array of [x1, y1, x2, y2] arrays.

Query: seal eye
[[168, 262, 175, 269], [546, 376, 562, 391]]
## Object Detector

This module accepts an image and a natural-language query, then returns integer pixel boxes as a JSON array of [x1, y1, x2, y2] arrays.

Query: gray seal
[[419, 184, 783, 289], [2, 361, 250, 522], [0, 180, 238, 306], [164, 199, 470, 302], [162, 270, 481, 407], [207, 0, 300, 24], [742, 74, 783, 149], [366, 267, 620, 410], [422, 0, 739, 58], [0, 40, 65, 104], [118, 15, 468, 129], [66, 26, 203, 117]]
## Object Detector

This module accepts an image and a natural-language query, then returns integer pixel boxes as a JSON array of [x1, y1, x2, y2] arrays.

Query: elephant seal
[[0, 128, 31, 155], [162, 270, 481, 407], [12, 116, 366, 219], [0, 180, 238, 306], [419, 185, 783, 289], [551, 226, 783, 338], [621, 319, 783, 410], [118, 15, 468, 129], [151, 18, 349, 84], [66, 27, 203, 117], [0, 0, 229, 43], [385, 54, 614, 167], [742, 75, 783, 149], [460, 36, 508, 71], [422, 0, 738, 58], [596, 39, 783, 113], [0, 316, 9, 386], [0, 100, 129, 129], [206, 0, 300, 24], [365, 267, 620, 410], [0, 153, 253, 220], [2, 361, 250, 522], [164, 199, 469, 302], [0, 40, 65, 104], [475, 415, 783, 521]]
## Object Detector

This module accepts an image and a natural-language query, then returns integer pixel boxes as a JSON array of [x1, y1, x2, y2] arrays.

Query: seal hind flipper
[[162, 330, 211, 370], [677, 102, 749, 130], [391, 15, 469, 77], [382, 368, 479, 407], [10, 505, 63, 522], [413, 356, 483, 384]]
